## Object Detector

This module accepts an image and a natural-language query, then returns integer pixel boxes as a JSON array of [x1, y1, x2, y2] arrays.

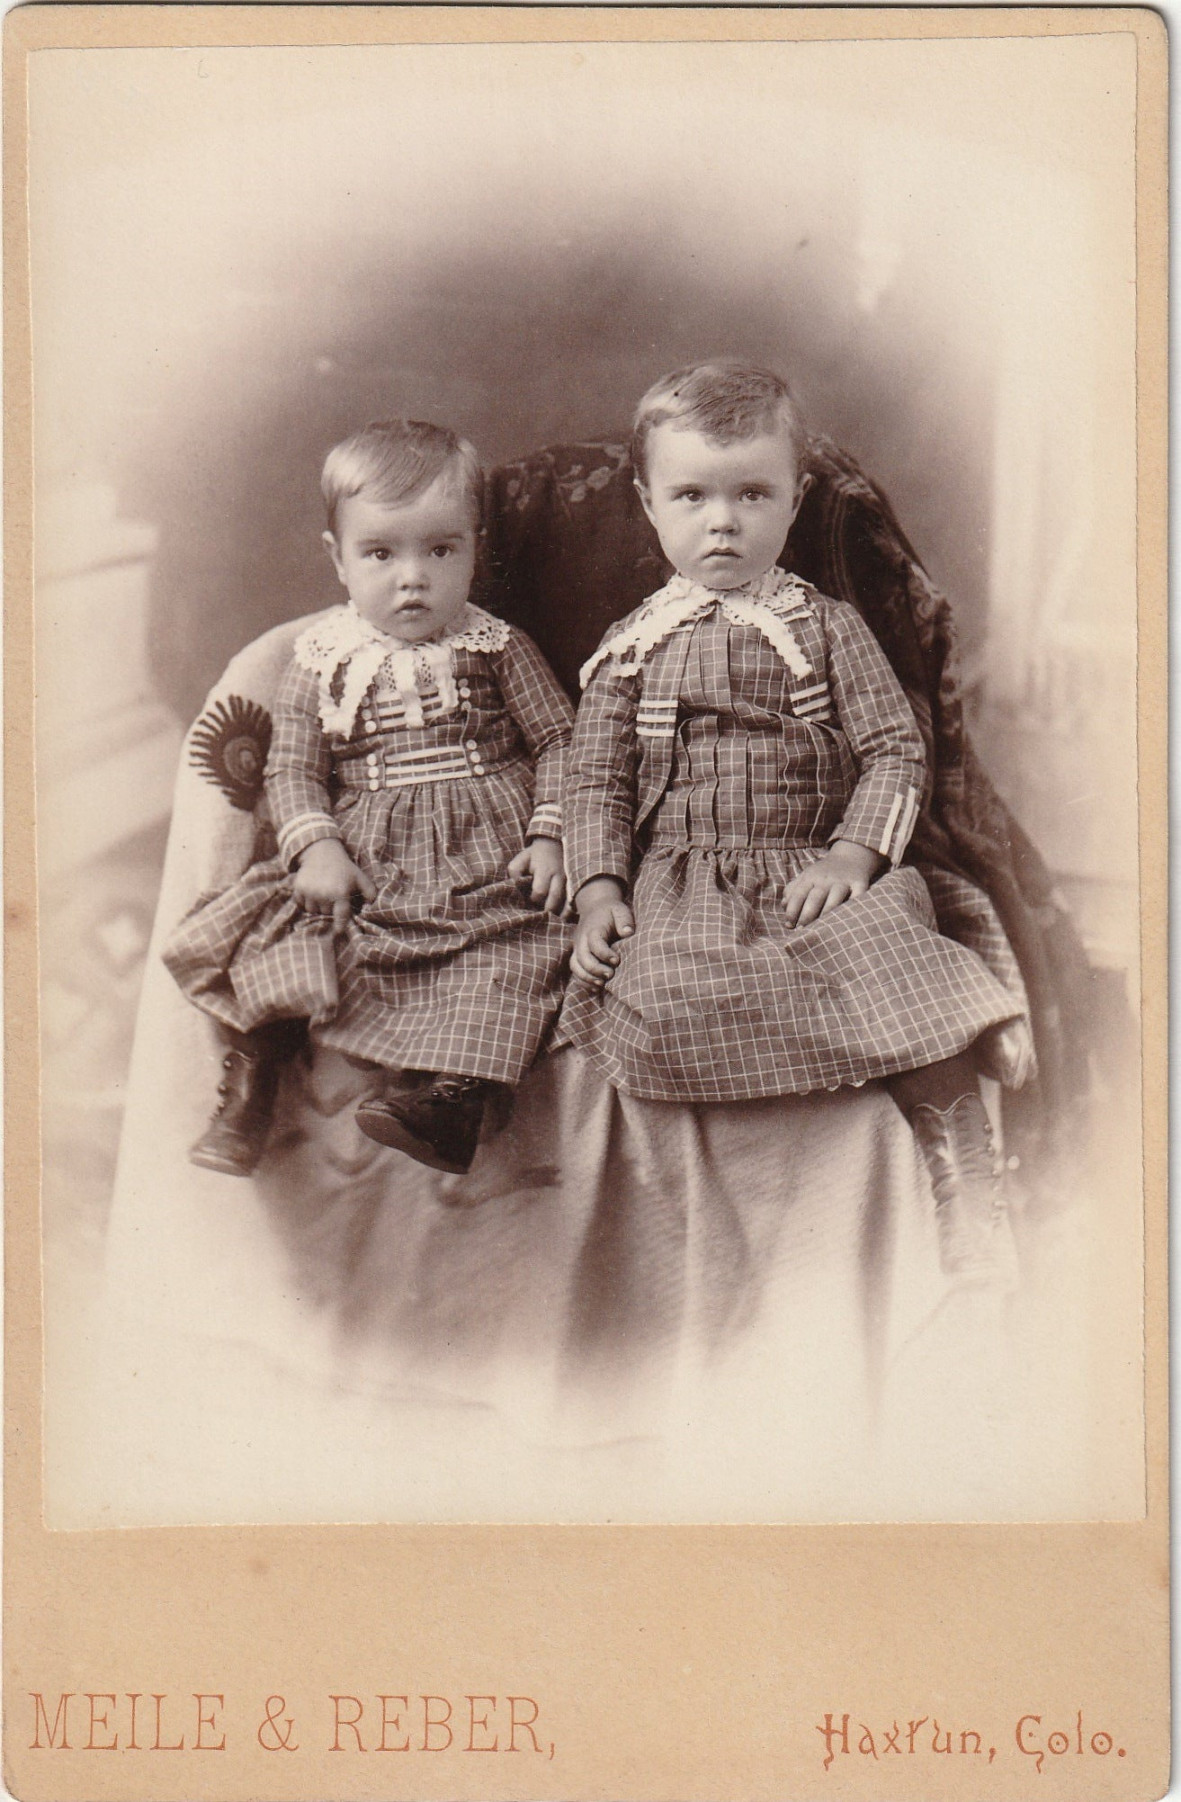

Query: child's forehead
[[338, 477, 474, 536], [647, 420, 800, 478]]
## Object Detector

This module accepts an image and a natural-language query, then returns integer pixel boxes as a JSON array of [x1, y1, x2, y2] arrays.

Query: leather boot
[[356, 1073, 494, 1174], [190, 1039, 281, 1176], [910, 1091, 1010, 1283]]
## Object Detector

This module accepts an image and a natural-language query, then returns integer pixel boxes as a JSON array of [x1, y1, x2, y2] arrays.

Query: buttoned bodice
[[329, 645, 535, 793], [648, 616, 857, 849], [265, 622, 573, 868]]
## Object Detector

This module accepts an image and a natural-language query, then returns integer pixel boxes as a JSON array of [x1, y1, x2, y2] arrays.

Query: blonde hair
[[631, 359, 808, 487], [321, 418, 484, 535]]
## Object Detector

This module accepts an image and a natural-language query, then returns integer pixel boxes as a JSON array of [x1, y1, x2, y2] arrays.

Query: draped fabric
[[83, 614, 981, 1523], [76, 435, 1107, 1525], [80, 605, 1035, 1526]]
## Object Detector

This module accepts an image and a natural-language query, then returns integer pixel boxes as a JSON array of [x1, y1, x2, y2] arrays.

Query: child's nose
[[706, 496, 738, 532]]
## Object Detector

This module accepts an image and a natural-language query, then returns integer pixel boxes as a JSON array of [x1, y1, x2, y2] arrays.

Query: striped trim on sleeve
[[527, 802, 564, 841], [277, 810, 340, 865], [877, 784, 920, 864]]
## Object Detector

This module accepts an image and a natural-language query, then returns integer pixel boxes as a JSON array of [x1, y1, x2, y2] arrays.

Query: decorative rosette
[[189, 695, 273, 811]]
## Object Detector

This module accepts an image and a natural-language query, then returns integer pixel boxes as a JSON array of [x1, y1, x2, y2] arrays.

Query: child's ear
[[469, 523, 488, 587], [322, 530, 348, 587], [634, 477, 657, 530], [794, 470, 814, 510]]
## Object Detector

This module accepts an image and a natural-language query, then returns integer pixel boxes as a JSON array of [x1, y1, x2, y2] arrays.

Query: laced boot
[[356, 1073, 494, 1174], [190, 1036, 282, 1176], [910, 1091, 1009, 1283]]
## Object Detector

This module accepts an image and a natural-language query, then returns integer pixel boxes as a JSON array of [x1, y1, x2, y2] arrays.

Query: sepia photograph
[[5, 10, 1170, 1800], [23, 19, 1151, 1534]]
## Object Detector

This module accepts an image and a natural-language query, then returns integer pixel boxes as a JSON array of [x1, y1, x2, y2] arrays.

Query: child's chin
[[696, 562, 750, 589], [377, 614, 436, 640]]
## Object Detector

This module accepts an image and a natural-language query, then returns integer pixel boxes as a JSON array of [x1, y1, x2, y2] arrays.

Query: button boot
[[911, 1092, 1011, 1284], [190, 1042, 281, 1177]]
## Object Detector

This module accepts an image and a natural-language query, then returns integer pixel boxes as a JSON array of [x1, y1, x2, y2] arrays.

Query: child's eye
[[430, 544, 454, 559], [677, 488, 704, 504], [741, 488, 768, 502], [370, 548, 391, 561]]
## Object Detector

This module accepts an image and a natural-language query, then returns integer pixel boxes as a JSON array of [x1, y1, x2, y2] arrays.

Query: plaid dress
[[164, 606, 573, 1085], [560, 572, 1025, 1103]]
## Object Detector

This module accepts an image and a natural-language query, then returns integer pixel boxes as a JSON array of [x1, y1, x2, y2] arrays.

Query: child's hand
[[292, 838, 377, 935], [571, 877, 635, 985], [782, 840, 887, 929], [507, 837, 566, 914]]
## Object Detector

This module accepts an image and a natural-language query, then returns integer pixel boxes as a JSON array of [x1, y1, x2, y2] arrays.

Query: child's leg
[[884, 1052, 1008, 1282], [884, 1050, 980, 1118], [189, 1020, 304, 1177]]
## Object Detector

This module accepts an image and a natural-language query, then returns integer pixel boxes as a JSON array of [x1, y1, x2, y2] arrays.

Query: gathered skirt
[[558, 845, 1024, 1103], [163, 764, 571, 1084]]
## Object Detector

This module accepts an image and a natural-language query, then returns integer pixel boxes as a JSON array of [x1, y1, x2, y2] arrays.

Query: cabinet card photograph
[[5, 7, 1168, 1800]]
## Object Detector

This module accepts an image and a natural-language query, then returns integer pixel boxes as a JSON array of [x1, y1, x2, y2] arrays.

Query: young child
[[165, 419, 573, 1177], [561, 361, 1029, 1280]]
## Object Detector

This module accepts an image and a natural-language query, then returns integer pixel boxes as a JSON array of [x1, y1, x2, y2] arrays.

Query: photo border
[[4, 9, 1168, 1799]]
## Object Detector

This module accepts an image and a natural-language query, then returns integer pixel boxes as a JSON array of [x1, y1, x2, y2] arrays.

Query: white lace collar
[[580, 568, 814, 688], [294, 601, 511, 736]]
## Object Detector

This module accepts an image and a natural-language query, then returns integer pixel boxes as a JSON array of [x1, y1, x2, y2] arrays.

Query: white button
[[1006, 1155, 1021, 1172], [366, 753, 378, 766], [472, 761, 485, 772], [368, 779, 380, 792], [458, 683, 471, 697], [364, 720, 378, 735], [465, 739, 478, 751]]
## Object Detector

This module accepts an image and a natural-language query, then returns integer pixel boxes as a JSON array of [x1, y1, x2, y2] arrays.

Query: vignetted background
[[27, 33, 1141, 1511]]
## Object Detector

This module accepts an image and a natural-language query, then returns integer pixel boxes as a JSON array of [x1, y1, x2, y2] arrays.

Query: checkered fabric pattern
[[269, 632, 570, 863], [163, 627, 574, 1085], [921, 866, 1029, 1013], [486, 437, 1087, 1158], [560, 607, 1025, 1103], [566, 589, 928, 895]]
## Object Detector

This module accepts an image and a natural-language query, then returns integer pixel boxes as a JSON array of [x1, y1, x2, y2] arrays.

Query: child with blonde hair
[[167, 418, 572, 1176], [563, 360, 1028, 1278]]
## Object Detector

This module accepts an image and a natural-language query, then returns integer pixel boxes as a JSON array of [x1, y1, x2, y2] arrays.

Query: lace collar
[[579, 568, 815, 688], [294, 602, 511, 736]]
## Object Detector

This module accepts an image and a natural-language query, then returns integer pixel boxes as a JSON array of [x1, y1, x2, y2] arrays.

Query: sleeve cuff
[[831, 782, 921, 868], [278, 812, 341, 866], [526, 802, 564, 842]]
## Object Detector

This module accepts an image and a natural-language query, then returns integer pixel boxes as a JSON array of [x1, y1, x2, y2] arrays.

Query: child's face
[[323, 475, 477, 643], [637, 422, 809, 591]]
